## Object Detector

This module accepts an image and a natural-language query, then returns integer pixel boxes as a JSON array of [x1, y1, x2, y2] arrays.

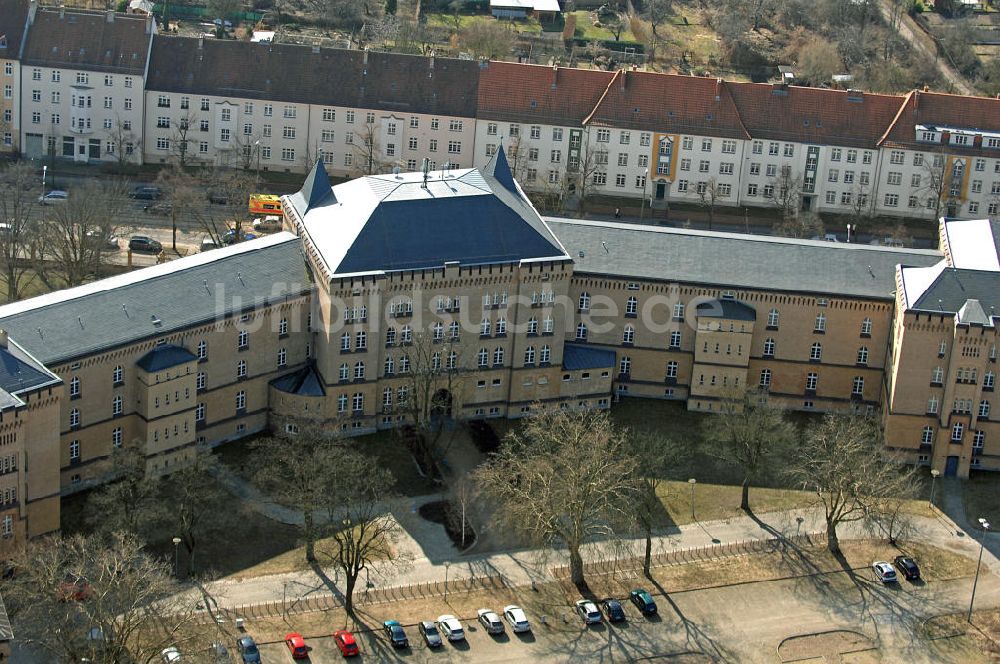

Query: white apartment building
[[18, 6, 153, 163], [144, 37, 479, 176]]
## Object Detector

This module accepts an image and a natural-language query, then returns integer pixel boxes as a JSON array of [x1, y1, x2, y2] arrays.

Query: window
[[69, 376, 80, 398], [857, 347, 869, 365], [921, 426, 934, 445], [69, 408, 80, 429], [578, 292, 590, 311], [860, 318, 872, 336], [354, 361, 365, 380], [196, 372, 206, 391], [277, 348, 287, 367], [980, 400, 991, 419], [669, 331, 681, 348], [887, 172, 902, 186], [237, 360, 247, 379], [666, 361, 678, 379], [625, 296, 638, 316], [352, 393, 364, 412], [814, 313, 826, 332], [952, 422, 965, 442], [281, 148, 295, 162], [236, 390, 246, 411], [851, 376, 865, 396], [524, 346, 536, 365], [805, 373, 818, 391], [238, 329, 249, 349], [623, 325, 635, 344], [575, 323, 588, 341], [759, 369, 771, 388], [810, 342, 823, 361], [69, 440, 80, 462], [928, 396, 939, 414], [113, 365, 123, 385], [701, 138, 712, 152], [763, 338, 775, 357], [478, 347, 488, 367], [985, 372, 995, 389], [890, 150, 904, 165]]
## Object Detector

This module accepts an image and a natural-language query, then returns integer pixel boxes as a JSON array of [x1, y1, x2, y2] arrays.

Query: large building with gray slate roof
[[2, 149, 999, 556]]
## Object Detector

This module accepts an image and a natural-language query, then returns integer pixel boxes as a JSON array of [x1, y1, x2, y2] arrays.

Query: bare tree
[[106, 116, 138, 174], [475, 408, 638, 585], [708, 387, 795, 512], [573, 134, 606, 218], [459, 19, 516, 59], [697, 177, 723, 231], [352, 119, 391, 176], [324, 450, 407, 616], [192, 167, 257, 246], [250, 424, 345, 563], [914, 155, 953, 221], [5, 532, 201, 664], [150, 446, 231, 577], [170, 112, 200, 168], [774, 210, 824, 238], [646, 0, 674, 38], [767, 166, 803, 222], [786, 414, 918, 554], [628, 430, 688, 577], [37, 179, 130, 288], [84, 440, 160, 541], [0, 162, 41, 301], [154, 163, 201, 253]]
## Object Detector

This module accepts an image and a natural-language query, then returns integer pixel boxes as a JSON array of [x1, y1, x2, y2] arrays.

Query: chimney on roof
[[429, 54, 434, 69], [715, 77, 722, 102], [923, 85, 929, 92], [551, 64, 559, 87], [106, 9, 114, 22], [620, 69, 627, 91]]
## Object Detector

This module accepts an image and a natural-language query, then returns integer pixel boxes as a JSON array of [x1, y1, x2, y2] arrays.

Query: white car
[[252, 215, 282, 232], [872, 560, 897, 583], [160, 646, 182, 663], [38, 190, 68, 205], [576, 599, 602, 624], [436, 614, 464, 641], [477, 608, 504, 634], [503, 604, 531, 633]]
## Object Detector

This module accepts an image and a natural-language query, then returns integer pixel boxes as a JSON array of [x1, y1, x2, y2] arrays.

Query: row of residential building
[[0, 143, 998, 555], [1, 1, 1000, 224]]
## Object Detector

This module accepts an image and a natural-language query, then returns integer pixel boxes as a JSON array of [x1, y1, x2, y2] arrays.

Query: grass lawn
[[425, 13, 543, 34], [655, 480, 815, 527], [960, 471, 1000, 524]]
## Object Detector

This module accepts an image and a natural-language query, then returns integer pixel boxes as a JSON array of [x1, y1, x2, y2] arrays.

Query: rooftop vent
[[151, 315, 162, 326]]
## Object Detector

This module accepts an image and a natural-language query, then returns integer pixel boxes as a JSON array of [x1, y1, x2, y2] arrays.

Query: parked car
[[144, 201, 173, 216], [129, 235, 162, 254], [629, 588, 657, 616], [503, 604, 531, 633], [160, 647, 182, 663], [200, 237, 220, 252], [419, 620, 442, 647], [602, 598, 627, 623], [207, 191, 229, 205], [436, 615, 465, 641], [333, 629, 359, 657], [284, 632, 308, 659], [129, 185, 162, 200], [221, 229, 258, 245], [38, 190, 68, 205], [576, 599, 602, 625], [383, 620, 409, 648], [893, 556, 920, 581], [84, 229, 119, 251], [477, 608, 504, 634], [873, 560, 897, 583], [234, 635, 260, 664]]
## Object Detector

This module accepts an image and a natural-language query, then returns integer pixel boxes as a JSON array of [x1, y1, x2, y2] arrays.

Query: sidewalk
[[191, 499, 999, 614]]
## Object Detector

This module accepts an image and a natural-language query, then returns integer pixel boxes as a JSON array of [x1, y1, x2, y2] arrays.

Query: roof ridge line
[[582, 69, 622, 126], [878, 89, 914, 147]]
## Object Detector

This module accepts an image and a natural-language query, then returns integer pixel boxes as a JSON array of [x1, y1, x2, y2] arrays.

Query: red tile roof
[[727, 83, 904, 149], [477, 61, 614, 126], [22, 7, 151, 74], [879, 89, 1000, 157], [584, 70, 750, 140]]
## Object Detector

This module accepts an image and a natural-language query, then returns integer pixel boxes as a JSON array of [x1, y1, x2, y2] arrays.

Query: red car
[[334, 629, 359, 657], [284, 632, 308, 659]]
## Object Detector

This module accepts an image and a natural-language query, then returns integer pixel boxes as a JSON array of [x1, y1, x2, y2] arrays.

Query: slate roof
[[727, 83, 902, 149], [585, 70, 750, 139], [562, 342, 616, 371], [880, 89, 1000, 156], [548, 219, 942, 300], [271, 364, 325, 396], [289, 147, 569, 278], [22, 7, 151, 74], [477, 61, 614, 126], [147, 37, 480, 116], [696, 298, 757, 321], [0, 233, 308, 365], [957, 299, 993, 327], [0, 0, 30, 60], [906, 266, 1000, 315], [136, 344, 198, 372], [0, 337, 60, 397]]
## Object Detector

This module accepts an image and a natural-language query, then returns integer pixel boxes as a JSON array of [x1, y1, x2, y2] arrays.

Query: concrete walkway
[[190, 498, 1000, 613]]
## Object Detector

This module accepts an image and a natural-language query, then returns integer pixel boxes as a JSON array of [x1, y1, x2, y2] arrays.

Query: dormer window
[[919, 130, 940, 143], [952, 134, 971, 146]]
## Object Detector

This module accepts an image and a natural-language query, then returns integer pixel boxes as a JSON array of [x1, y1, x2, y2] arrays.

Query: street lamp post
[[688, 478, 697, 522], [171, 537, 181, 578], [444, 561, 451, 601], [639, 168, 649, 222], [846, 223, 855, 243], [41, 165, 47, 198], [930, 468, 941, 507], [969, 518, 990, 622]]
